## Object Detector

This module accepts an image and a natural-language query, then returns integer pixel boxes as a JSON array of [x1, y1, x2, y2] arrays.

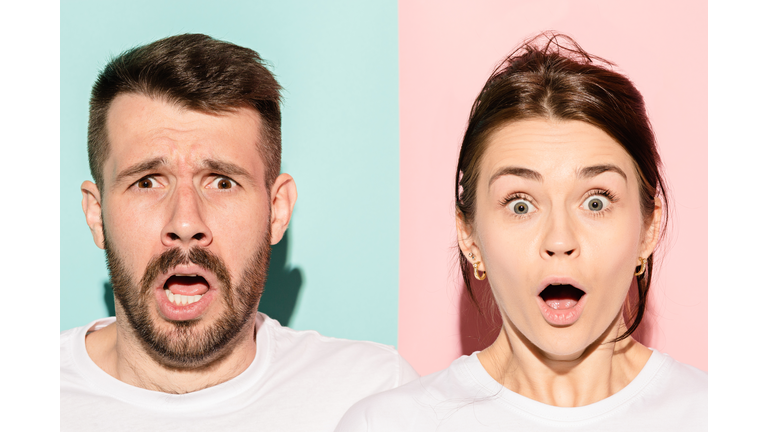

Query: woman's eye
[[508, 199, 535, 215], [212, 177, 237, 189], [582, 195, 609, 211], [136, 177, 158, 189]]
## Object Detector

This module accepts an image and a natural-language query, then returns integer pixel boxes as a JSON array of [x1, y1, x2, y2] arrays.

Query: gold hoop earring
[[473, 262, 486, 281], [634, 257, 647, 277]]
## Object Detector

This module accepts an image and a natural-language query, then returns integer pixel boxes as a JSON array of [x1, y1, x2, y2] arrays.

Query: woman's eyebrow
[[489, 166, 543, 186], [578, 164, 627, 182]]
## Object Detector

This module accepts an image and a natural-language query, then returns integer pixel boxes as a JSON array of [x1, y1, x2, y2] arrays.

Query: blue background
[[60, 0, 401, 346]]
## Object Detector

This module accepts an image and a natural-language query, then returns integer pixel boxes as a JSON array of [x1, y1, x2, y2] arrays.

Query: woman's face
[[459, 119, 660, 360]]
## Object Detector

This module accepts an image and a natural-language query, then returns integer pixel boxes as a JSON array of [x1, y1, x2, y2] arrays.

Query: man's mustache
[[139, 247, 232, 293]]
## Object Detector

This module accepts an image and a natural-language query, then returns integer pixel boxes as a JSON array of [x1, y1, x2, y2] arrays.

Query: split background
[[60, 0, 707, 377]]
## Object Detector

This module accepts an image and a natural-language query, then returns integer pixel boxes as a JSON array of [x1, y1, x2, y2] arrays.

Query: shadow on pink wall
[[458, 278, 655, 356]]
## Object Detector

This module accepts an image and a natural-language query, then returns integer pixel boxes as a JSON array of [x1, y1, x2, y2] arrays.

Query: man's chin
[[138, 316, 249, 369]]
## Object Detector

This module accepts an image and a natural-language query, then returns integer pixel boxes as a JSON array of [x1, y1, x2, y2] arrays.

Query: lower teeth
[[165, 289, 203, 306]]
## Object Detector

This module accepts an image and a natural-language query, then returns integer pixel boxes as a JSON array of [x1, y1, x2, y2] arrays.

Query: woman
[[336, 33, 707, 431]]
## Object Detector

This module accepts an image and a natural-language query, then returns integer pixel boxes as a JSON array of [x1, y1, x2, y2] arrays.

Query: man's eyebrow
[[115, 157, 167, 184], [489, 166, 543, 186], [578, 164, 627, 182], [202, 159, 250, 178]]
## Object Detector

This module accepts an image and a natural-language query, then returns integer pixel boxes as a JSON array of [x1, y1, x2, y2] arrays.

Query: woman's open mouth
[[537, 283, 587, 325], [539, 284, 585, 310]]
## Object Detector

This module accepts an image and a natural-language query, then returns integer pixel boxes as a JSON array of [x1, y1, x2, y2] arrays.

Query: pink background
[[398, 0, 707, 375]]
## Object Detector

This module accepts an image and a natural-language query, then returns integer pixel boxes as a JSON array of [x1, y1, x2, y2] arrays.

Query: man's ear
[[269, 173, 297, 245], [639, 197, 663, 258], [81, 181, 105, 250], [456, 210, 484, 272]]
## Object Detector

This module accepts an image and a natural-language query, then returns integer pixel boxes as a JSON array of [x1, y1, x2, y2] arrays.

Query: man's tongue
[[165, 275, 209, 296], [541, 285, 581, 310]]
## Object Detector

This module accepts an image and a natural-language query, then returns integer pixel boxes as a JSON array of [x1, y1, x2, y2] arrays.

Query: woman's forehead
[[480, 119, 635, 180]]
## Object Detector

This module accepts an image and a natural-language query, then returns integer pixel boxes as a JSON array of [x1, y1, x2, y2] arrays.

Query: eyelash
[[210, 175, 238, 190], [134, 175, 160, 190], [499, 192, 533, 207], [498, 189, 619, 217], [132, 174, 238, 191], [499, 192, 536, 219], [583, 189, 618, 218]]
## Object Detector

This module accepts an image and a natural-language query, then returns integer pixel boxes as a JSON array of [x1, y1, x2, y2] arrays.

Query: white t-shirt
[[61, 313, 419, 432], [336, 350, 707, 431]]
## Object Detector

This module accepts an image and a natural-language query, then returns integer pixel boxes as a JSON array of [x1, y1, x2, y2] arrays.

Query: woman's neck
[[477, 318, 651, 407]]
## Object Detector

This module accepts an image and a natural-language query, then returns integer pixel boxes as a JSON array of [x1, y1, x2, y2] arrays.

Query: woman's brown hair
[[455, 32, 669, 341]]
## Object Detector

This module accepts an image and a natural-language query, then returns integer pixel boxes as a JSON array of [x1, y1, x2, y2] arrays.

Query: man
[[60, 34, 418, 431]]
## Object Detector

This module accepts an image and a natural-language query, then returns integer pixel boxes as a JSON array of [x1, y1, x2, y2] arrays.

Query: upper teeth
[[165, 289, 203, 306], [175, 274, 198, 277]]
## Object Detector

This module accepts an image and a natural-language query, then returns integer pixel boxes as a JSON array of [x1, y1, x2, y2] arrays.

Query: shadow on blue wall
[[101, 228, 303, 326], [259, 228, 303, 325]]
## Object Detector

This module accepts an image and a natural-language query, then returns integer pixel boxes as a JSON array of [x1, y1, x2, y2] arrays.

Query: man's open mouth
[[539, 283, 585, 310], [163, 274, 211, 306]]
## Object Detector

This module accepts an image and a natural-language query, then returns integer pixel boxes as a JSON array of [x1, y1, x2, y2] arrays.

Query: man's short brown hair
[[88, 33, 283, 191]]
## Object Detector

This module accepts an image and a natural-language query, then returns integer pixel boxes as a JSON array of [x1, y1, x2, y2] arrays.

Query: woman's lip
[[537, 294, 587, 326]]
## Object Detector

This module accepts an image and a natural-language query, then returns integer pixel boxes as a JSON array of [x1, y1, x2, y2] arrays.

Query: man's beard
[[103, 229, 271, 369]]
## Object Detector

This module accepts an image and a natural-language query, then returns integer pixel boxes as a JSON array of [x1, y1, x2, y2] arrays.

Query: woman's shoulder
[[334, 353, 487, 431], [643, 349, 707, 406]]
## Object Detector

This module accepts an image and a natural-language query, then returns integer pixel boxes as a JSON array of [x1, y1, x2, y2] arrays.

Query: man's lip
[[536, 276, 586, 295]]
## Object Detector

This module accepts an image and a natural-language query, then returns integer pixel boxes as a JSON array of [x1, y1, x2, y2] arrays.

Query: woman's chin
[[521, 325, 615, 363]]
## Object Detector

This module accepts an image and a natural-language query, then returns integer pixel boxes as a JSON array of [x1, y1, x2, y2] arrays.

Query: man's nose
[[540, 207, 579, 259], [161, 185, 212, 249]]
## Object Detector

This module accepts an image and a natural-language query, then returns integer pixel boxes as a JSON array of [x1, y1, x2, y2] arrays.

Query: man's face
[[86, 93, 277, 367]]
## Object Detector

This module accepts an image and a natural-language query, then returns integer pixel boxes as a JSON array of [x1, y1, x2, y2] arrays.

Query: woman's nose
[[540, 208, 579, 259]]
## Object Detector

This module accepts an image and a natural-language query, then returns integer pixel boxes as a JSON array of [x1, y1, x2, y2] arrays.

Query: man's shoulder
[[61, 318, 115, 362], [269, 318, 399, 358], [261, 314, 419, 388]]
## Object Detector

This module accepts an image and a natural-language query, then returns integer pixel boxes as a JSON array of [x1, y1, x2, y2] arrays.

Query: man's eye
[[136, 177, 158, 189], [212, 177, 237, 189]]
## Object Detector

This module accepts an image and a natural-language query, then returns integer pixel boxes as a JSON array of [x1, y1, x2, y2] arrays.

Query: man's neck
[[84, 318, 259, 394]]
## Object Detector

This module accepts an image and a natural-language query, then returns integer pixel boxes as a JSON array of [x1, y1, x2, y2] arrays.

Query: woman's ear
[[456, 210, 484, 272], [639, 197, 663, 258]]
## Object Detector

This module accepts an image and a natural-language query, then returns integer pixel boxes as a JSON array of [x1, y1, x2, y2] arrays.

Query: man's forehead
[[106, 93, 263, 137], [103, 93, 266, 182]]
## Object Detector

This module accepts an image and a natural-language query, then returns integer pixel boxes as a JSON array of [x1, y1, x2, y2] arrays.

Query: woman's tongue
[[165, 275, 209, 296], [546, 298, 577, 310], [541, 285, 581, 310]]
